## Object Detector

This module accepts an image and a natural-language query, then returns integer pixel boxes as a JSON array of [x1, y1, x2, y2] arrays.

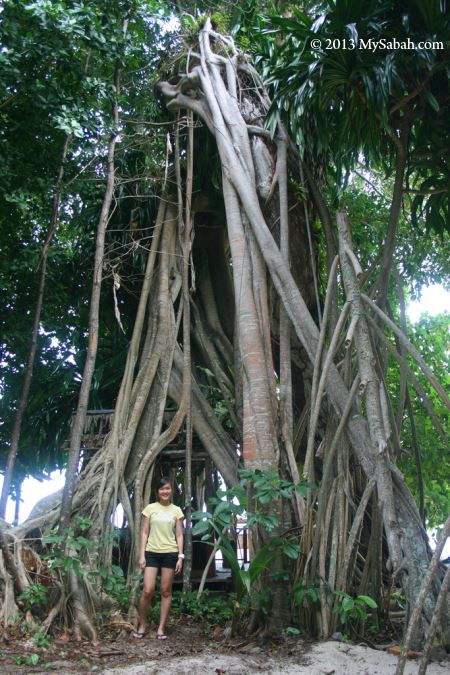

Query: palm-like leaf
[[255, 0, 449, 232]]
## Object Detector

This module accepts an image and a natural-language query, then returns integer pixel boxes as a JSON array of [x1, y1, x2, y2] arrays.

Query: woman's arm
[[139, 516, 150, 570], [174, 518, 184, 574]]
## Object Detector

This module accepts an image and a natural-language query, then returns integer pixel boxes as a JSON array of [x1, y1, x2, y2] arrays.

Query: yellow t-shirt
[[142, 502, 184, 553]]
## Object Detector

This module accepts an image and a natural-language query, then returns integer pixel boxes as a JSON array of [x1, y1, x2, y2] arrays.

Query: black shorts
[[145, 551, 178, 569]]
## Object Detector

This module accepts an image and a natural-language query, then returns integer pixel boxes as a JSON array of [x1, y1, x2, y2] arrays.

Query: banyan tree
[[1, 14, 449, 657]]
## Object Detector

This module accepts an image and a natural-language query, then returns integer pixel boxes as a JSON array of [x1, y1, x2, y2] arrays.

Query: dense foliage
[[0, 0, 174, 487], [258, 0, 449, 235]]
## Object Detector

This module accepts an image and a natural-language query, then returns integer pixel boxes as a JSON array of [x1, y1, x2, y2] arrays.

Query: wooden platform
[[172, 569, 233, 591]]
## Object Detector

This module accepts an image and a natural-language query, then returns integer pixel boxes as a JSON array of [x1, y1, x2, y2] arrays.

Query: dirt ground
[[0, 616, 448, 675]]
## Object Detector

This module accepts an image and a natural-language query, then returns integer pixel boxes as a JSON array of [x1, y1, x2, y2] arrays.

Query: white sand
[[98, 640, 449, 675]]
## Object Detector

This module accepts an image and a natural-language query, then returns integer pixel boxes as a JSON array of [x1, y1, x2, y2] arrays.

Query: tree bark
[[395, 514, 450, 674], [179, 114, 194, 592], [158, 21, 446, 644], [59, 51, 125, 535], [371, 120, 408, 309], [337, 211, 402, 570]]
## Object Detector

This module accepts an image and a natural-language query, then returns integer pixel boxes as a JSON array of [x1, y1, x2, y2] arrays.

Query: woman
[[133, 477, 184, 640]]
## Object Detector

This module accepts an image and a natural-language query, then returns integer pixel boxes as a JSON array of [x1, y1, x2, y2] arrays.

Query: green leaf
[[201, 533, 212, 542], [281, 542, 301, 559], [285, 626, 301, 635], [49, 558, 64, 569], [240, 568, 251, 595], [219, 540, 245, 598], [358, 595, 377, 608], [248, 543, 274, 585], [214, 501, 232, 515], [342, 596, 354, 612], [425, 91, 439, 112], [192, 521, 210, 536], [191, 510, 211, 520]]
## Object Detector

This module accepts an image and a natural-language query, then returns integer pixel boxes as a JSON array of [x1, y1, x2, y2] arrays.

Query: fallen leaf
[[105, 619, 135, 631], [387, 646, 401, 655], [407, 651, 423, 659], [387, 645, 423, 659]]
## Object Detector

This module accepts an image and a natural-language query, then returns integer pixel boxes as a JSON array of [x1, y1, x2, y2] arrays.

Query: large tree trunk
[[157, 18, 446, 646], [2, 20, 447, 649]]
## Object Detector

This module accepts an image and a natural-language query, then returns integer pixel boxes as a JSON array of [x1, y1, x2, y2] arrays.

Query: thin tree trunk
[[337, 211, 402, 570], [13, 482, 21, 527], [418, 563, 450, 675], [0, 134, 71, 519], [405, 388, 425, 524], [393, 269, 408, 436], [300, 159, 336, 278], [59, 43, 126, 534], [371, 121, 408, 309], [278, 133, 305, 525], [395, 514, 450, 675], [180, 114, 194, 592], [0, 528, 25, 596], [168, 351, 238, 486], [299, 161, 322, 325]]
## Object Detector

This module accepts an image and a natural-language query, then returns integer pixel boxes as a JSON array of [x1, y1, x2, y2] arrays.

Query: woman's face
[[157, 482, 172, 502]]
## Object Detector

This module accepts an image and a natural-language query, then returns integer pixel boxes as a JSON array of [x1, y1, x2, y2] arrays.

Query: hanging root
[[157, 20, 449, 644], [3, 19, 447, 650], [67, 565, 98, 644], [0, 550, 21, 624]]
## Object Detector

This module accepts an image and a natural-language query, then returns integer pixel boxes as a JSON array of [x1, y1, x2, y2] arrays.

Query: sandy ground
[[1, 618, 449, 674], [55, 641, 449, 675]]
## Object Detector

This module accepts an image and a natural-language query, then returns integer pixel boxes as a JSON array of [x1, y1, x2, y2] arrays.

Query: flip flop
[[132, 630, 147, 639], [156, 633, 168, 640]]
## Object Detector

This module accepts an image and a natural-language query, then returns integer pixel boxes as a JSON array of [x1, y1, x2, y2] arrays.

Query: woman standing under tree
[[133, 477, 184, 640]]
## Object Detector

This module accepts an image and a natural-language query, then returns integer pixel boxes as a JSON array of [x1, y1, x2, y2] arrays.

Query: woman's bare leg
[[137, 566, 158, 633], [157, 567, 175, 636]]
